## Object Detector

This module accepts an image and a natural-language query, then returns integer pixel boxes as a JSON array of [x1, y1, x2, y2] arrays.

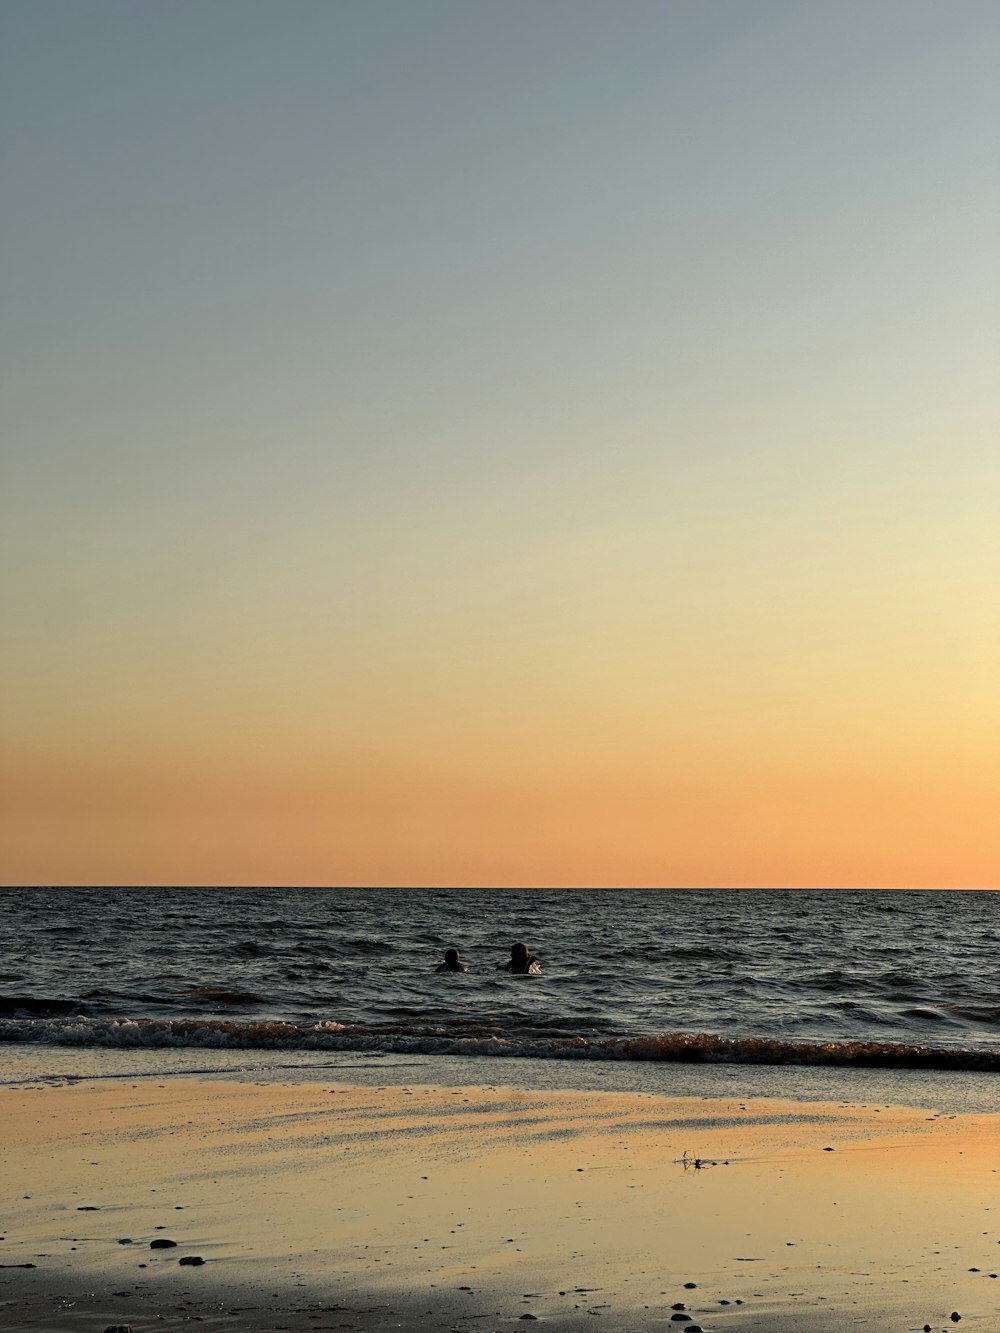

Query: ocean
[[1, 887, 997, 1092]]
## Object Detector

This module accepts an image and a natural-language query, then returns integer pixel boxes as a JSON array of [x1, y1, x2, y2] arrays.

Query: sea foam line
[[0, 1016, 998, 1072]]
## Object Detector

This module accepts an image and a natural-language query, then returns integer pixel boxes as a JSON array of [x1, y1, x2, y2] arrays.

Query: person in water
[[436, 947, 467, 973], [500, 942, 539, 974]]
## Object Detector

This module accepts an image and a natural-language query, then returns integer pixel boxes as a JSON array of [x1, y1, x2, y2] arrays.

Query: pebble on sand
[[178, 1255, 205, 1266]]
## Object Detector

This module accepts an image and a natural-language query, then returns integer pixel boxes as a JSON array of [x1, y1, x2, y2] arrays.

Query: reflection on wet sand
[[3, 1079, 998, 1331]]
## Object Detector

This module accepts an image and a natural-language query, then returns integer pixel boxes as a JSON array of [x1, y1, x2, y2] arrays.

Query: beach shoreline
[[3, 1072, 998, 1332], [4, 1043, 999, 1115]]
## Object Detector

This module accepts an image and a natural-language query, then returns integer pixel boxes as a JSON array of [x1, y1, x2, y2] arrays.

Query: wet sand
[[2, 1076, 998, 1331]]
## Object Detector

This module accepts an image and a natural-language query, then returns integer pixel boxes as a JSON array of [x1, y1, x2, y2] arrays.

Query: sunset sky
[[1, 1, 997, 888]]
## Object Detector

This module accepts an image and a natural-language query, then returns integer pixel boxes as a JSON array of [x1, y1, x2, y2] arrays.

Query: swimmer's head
[[510, 942, 528, 960], [444, 948, 460, 965]]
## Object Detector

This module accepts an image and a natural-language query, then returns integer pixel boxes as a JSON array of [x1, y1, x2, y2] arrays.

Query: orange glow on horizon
[[2, 731, 996, 888]]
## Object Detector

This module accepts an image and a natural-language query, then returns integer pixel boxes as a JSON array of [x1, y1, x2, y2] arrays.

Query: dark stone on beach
[[117, 1238, 132, 1245], [519, 1316, 539, 1322], [77, 1205, 100, 1211], [924, 1325, 932, 1331], [671, 1303, 686, 1310], [683, 1282, 697, 1289], [670, 1315, 691, 1322], [951, 1314, 962, 1322], [970, 1267, 980, 1271], [149, 1238, 177, 1249], [178, 1255, 205, 1266], [688, 1327, 703, 1332], [823, 1146, 834, 1151]]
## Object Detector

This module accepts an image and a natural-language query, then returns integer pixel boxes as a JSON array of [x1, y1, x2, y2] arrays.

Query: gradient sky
[[1, 1, 998, 888]]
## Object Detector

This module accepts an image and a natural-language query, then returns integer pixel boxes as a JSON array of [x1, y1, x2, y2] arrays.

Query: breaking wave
[[0, 1015, 997, 1072]]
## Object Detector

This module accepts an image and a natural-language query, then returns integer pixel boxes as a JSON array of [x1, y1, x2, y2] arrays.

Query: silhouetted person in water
[[436, 947, 467, 973], [500, 941, 539, 974]]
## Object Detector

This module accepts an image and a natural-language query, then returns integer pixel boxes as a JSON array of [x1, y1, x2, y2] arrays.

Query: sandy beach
[[2, 1074, 998, 1332]]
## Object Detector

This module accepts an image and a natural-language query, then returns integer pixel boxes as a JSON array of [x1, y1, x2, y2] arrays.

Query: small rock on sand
[[149, 1238, 177, 1249], [178, 1255, 205, 1266]]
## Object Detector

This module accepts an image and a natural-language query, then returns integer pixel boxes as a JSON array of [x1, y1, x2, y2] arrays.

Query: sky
[[1, 1, 998, 888]]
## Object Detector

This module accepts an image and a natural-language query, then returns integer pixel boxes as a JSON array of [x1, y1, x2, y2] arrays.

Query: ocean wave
[[946, 1004, 1000, 1027], [0, 1016, 997, 1072], [899, 1006, 955, 1024], [603, 945, 745, 963], [618, 1032, 1000, 1070], [174, 986, 264, 1005], [0, 995, 84, 1017], [82, 988, 177, 1005]]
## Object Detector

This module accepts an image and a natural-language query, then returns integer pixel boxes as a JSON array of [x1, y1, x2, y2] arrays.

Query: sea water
[[1, 888, 997, 1093]]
